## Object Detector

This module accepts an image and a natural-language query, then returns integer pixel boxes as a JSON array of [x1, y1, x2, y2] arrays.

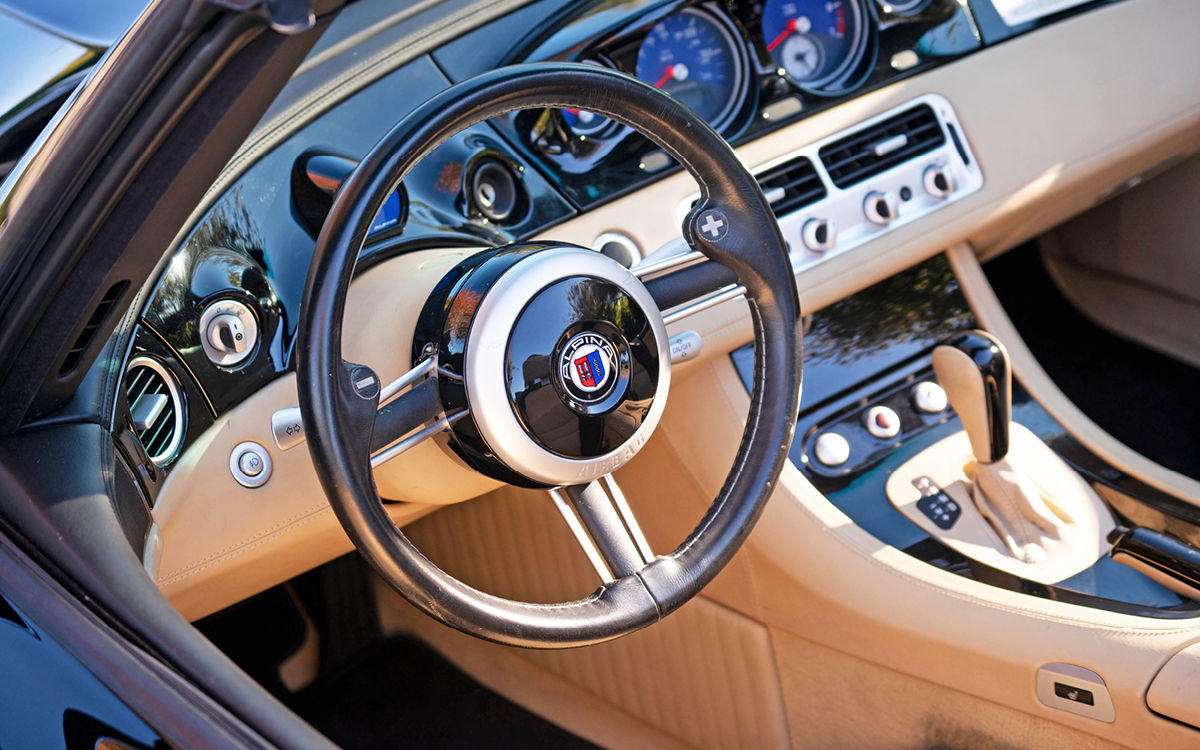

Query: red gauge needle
[[766, 18, 797, 52], [654, 65, 676, 88]]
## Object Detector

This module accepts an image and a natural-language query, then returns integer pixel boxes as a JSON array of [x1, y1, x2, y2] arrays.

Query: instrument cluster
[[497, 0, 981, 208]]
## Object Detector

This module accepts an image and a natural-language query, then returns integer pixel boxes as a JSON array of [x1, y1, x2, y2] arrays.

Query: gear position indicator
[[912, 475, 961, 530]]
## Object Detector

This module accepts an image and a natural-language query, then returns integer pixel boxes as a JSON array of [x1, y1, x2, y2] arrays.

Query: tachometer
[[634, 8, 749, 133], [762, 0, 870, 92]]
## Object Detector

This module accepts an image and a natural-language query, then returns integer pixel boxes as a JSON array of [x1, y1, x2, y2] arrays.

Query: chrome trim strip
[[662, 284, 747, 326], [370, 409, 468, 467], [632, 248, 705, 280], [602, 474, 653, 564], [549, 489, 615, 583], [379, 356, 437, 404]]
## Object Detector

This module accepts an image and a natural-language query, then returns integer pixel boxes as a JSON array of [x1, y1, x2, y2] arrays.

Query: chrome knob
[[198, 299, 258, 367], [864, 191, 900, 225], [207, 313, 248, 355], [923, 165, 956, 198], [801, 218, 837, 252]]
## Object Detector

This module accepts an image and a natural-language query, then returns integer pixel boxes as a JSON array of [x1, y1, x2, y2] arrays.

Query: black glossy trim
[[1111, 527, 1200, 598]]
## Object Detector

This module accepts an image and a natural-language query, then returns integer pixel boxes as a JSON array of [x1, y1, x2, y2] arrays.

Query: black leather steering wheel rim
[[298, 62, 802, 648]]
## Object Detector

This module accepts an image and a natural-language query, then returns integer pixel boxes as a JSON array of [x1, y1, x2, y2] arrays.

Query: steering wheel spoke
[[299, 62, 801, 648], [637, 251, 747, 325], [553, 476, 654, 581], [369, 357, 468, 467]]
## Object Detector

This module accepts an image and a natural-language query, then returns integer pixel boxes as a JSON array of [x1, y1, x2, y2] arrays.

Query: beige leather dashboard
[[153, 0, 1200, 626]]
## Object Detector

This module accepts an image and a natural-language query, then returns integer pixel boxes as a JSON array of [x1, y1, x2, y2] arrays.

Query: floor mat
[[291, 637, 601, 750], [984, 243, 1200, 481]]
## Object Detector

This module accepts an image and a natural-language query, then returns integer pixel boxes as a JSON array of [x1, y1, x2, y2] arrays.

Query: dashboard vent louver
[[124, 357, 184, 466], [818, 104, 945, 189], [59, 281, 128, 376], [756, 156, 827, 218]]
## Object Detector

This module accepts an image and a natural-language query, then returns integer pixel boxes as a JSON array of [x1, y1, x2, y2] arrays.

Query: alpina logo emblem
[[560, 332, 618, 401]]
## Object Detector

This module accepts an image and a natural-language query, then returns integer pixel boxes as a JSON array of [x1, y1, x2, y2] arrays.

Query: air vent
[[757, 156, 827, 218], [124, 357, 185, 466], [818, 104, 945, 189], [59, 281, 128, 376]]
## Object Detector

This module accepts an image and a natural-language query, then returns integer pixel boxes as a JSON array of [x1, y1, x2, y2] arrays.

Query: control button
[[923, 164, 957, 198], [199, 299, 258, 367], [592, 232, 641, 268], [207, 313, 247, 355], [669, 331, 703, 364], [238, 450, 264, 477], [912, 381, 948, 414], [271, 407, 306, 451], [229, 441, 271, 488], [865, 405, 901, 439], [912, 476, 961, 530], [863, 191, 900, 225], [801, 218, 837, 252], [814, 432, 851, 467], [1036, 663, 1115, 722]]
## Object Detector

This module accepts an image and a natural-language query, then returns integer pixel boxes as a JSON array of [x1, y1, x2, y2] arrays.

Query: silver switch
[[864, 191, 900, 225], [207, 313, 247, 354], [801, 218, 837, 252], [814, 432, 851, 467], [912, 381, 948, 414], [199, 299, 258, 367], [669, 331, 703, 364], [271, 407, 306, 451], [229, 441, 271, 488], [923, 164, 956, 198]]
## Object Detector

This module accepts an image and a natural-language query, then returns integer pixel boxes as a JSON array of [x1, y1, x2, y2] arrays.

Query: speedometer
[[635, 8, 749, 133], [762, 0, 870, 92]]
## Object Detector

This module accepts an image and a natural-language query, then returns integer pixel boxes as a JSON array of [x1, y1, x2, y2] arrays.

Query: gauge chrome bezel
[[765, 0, 873, 94], [624, 4, 753, 137]]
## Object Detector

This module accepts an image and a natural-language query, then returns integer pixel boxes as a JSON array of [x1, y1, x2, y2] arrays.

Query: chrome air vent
[[818, 104, 945, 189], [125, 357, 185, 466], [675, 94, 983, 277], [757, 157, 827, 218]]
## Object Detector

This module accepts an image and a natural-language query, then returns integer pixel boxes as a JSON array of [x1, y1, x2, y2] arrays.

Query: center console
[[731, 254, 1200, 618]]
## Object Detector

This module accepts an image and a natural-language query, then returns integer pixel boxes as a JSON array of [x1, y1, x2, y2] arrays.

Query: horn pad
[[412, 243, 671, 488]]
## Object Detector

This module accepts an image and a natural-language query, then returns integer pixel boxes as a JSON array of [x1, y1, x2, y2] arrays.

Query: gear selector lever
[[932, 330, 1010, 463], [887, 330, 1114, 582]]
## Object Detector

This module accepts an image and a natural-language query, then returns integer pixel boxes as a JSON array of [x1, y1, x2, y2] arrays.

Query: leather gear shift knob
[[932, 330, 1011, 463]]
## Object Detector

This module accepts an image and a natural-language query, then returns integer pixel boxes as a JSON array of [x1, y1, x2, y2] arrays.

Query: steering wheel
[[298, 62, 802, 649]]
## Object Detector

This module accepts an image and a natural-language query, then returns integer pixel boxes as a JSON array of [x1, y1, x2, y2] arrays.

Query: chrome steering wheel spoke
[[636, 250, 747, 325], [550, 475, 654, 582], [369, 356, 469, 467]]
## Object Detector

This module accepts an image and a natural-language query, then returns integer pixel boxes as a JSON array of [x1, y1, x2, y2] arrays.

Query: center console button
[[864, 191, 900, 225], [865, 406, 901, 439], [814, 432, 851, 467], [230, 441, 272, 488], [801, 218, 837, 252], [912, 381, 948, 414]]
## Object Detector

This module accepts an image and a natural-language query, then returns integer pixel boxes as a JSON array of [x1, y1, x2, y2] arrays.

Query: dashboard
[[105, 0, 1200, 618], [119, 0, 1124, 490], [495, 0, 982, 208]]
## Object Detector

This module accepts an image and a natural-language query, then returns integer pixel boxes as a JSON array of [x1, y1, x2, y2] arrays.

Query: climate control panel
[[678, 94, 983, 274]]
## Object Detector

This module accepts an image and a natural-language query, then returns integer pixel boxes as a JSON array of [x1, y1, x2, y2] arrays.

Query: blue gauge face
[[562, 107, 613, 138], [635, 9, 744, 130], [762, 0, 865, 87]]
